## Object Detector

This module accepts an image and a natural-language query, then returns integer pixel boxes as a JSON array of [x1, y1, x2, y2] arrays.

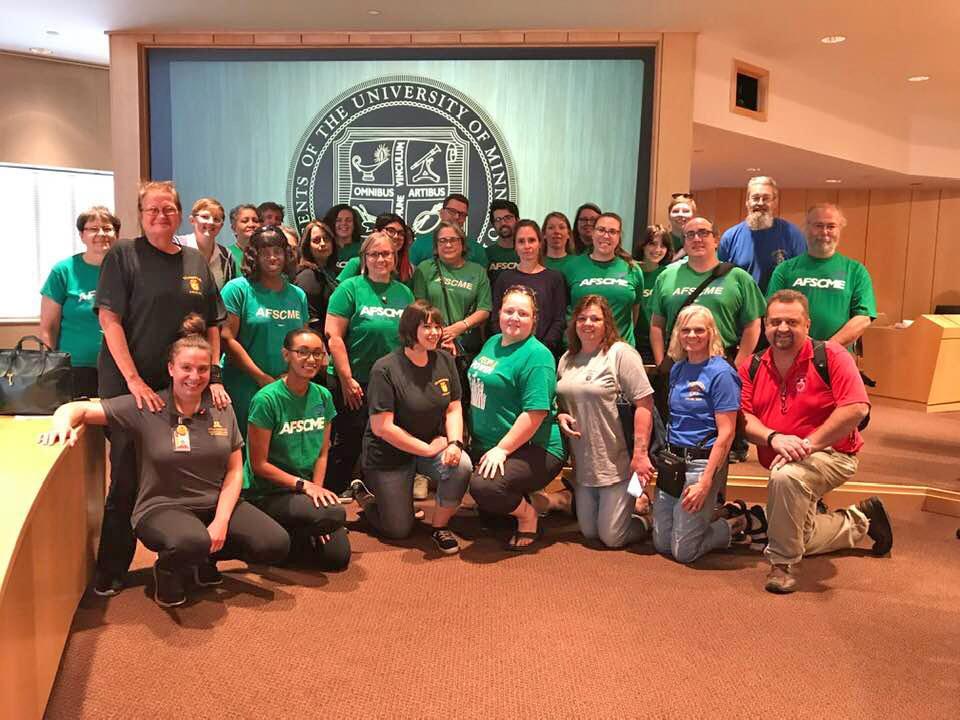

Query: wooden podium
[[0, 418, 105, 720], [861, 314, 960, 412]]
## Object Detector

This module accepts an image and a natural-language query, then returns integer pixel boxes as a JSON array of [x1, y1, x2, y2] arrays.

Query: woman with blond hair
[[653, 304, 764, 563], [177, 197, 237, 289]]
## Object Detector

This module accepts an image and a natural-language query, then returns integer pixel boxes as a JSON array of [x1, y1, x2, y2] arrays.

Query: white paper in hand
[[626, 472, 646, 498]]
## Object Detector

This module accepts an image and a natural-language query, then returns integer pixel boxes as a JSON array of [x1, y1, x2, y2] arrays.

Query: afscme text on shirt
[[255, 307, 303, 320], [672, 286, 724, 296], [791, 277, 846, 290], [278, 417, 327, 435], [580, 277, 628, 287], [359, 305, 403, 318]]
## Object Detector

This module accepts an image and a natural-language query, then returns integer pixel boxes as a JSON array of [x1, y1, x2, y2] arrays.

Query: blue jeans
[[653, 456, 731, 564], [362, 450, 472, 539]]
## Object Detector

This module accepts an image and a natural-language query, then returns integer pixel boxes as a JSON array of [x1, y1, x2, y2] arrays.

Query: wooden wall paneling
[[778, 188, 806, 227], [931, 190, 960, 309], [523, 31, 568, 44], [300, 33, 351, 45], [902, 190, 942, 319], [253, 34, 303, 45], [714, 187, 744, 234], [212, 34, 255, 45], [837, 189, 870, 263], [460, 32, 525, 45], [804, 188, 839, 208], [864, 189, 912, 321], [695, 188, 718, 225]]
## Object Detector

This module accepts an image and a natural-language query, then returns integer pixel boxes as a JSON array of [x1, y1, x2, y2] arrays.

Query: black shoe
[[728, 449, 749, 464], [432, 528, 461, 555], [350, 478, 375, 506], [93, 571, 124, 597], [193, 561, 223, 587], [153, 563, 186, 608], [855, 496, 893, 556], [816, 498, 829, 514], [338, 486, 356, 505]]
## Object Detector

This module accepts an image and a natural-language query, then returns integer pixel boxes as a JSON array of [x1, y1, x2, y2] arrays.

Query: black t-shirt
[[362, 348, 461, 469], [491, 267, 568, 352], [294, 267, 339, 341], [95, 237, 226, 398]]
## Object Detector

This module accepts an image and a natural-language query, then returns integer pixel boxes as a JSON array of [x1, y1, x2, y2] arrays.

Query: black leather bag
[[654, 448, 687, 498], [0, 335, 73, 415]]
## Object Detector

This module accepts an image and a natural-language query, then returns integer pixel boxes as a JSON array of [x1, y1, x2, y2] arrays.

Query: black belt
[[667, 443, 713, 460]]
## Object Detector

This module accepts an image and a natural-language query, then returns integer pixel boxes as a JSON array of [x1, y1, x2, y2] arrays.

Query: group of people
[[37, 174, 892, 607]]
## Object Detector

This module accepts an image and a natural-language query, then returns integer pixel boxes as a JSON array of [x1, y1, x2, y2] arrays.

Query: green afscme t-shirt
[[412, 259, 492, 353], [334, 242, 360, 273], [563, 255, 645, 346], [544, 254, 575, 276], [467, 334, 565, 460], [485, 244, 519, 287], [326, 275, 414, 383], [40, 254, 102, 367], [243, 379, 337, 495], [766, 252, 877, 343], [649, 262, 765, 348]]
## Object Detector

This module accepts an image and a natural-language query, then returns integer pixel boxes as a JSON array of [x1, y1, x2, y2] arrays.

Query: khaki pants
[[764, 449, 869, 567]]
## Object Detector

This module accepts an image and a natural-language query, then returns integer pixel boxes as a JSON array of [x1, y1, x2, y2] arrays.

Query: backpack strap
[[678, 262, 736, 312], [748, 352, 763, 381], [811, 340, 830, 388]]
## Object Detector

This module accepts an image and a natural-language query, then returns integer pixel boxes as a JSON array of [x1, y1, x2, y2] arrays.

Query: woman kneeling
[[353, 301, 472, 555], [39, 315, 289, 607], [244, 328, 350, 570]]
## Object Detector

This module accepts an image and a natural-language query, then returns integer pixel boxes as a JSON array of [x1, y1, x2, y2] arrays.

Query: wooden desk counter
[[0, 417, 105, 720]]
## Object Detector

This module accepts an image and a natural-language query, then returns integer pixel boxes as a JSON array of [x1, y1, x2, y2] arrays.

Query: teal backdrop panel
[[149, 49, 652, 246]]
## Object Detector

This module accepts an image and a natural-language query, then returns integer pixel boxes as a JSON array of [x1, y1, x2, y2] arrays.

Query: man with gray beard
[[719, 176, 806, 293]]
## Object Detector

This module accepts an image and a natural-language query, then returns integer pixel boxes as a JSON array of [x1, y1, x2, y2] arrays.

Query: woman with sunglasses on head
[[350, 301, 473, 554], [467, 286, 565, 552], [322, 204, 364, 273], [40, 314, 289, 607], [176, 197, 237, 290], [294, 221, 339, 374], [563, 212, 646, 347], [653, 305, 763, 563], [572, 202, 602, 255], [40, 206, 121, 399], [490, 219, 567, 357], [667, 193, 697, 260], [92, 180, 228, 598], [335, 213, 413, 285], [325, 231, 415, 496], [244, 328, 350, 570], [220, 226, 308, 439]]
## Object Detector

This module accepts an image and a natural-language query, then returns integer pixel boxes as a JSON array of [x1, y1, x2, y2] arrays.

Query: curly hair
[[242, 225, 298, 281]]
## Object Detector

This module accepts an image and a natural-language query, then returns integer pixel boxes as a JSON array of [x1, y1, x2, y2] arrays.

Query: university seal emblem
[[288, 76, 516, 245]]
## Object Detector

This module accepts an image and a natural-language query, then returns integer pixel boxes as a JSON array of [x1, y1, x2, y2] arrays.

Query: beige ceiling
[[5, 1, 958, 188]]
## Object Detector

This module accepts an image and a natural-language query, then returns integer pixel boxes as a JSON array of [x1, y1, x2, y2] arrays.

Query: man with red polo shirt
[[740, 289, 892, 594]]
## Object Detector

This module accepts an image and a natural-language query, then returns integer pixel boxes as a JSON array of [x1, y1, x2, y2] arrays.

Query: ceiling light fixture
[[907, 75, 931, 82], [45, 30, 59, 36], [746, 167, 761, 172], [820, 35, 846, 44], [28, 47, 53, 55], [367, 9, 381, 15], [824, 178, 843, 184]]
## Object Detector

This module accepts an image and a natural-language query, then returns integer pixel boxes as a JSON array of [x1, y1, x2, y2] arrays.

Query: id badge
[[173, 424, 192, 452]]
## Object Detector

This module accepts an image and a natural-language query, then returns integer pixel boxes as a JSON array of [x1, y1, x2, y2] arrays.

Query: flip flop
[[506, 525, 543, 552]]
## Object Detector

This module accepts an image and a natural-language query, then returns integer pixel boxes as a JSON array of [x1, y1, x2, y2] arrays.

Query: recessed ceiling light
[[746, 167, 761, 172], [907, 75, 931, 82], [367, 9, 381, 15], [820, 35, 846, 44], [824, 178, 843, 184], [45, 30, 59, 36], [28, 47, 53, 55]]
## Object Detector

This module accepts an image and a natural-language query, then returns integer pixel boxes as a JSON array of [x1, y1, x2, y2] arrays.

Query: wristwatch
[[766, 431, 780, 446], [448, 440, 465, 450], [295, 479, 305, 494]]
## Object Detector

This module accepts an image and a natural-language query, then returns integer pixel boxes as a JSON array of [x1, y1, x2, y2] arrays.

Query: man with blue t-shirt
[[719, 176, 806, 292]]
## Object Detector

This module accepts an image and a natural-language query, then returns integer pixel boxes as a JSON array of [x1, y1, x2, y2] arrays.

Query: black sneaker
[[855, 496, 893, 556], [350, 478, 375, 506], [153, 563, 186, 608], [193, 561, 223, 587], [93, 571, 124, 597], [432, 528, 460, 555], [338, 487, 356, 505]]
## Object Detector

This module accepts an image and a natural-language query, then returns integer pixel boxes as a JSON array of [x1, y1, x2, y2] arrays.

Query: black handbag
[[609, 343, 666, 465], [0, 335, 73, 415], [654, 448, 687, 498]]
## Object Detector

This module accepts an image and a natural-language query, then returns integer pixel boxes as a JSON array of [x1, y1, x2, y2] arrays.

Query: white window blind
[[0, 162, 115, 320]]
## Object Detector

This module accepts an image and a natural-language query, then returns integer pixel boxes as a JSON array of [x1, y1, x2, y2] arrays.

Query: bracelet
[[461, 320, 469, 331], [448, 439, 465, 450], [209, 365, 222, 384], [766, 430, 779, 446]]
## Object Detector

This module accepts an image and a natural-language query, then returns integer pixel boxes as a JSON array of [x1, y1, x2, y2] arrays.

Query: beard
[[746, 209, 774, 231]]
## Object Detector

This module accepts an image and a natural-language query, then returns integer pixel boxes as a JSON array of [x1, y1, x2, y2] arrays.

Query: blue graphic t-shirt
[[667, 356, 741, 447], [718, 217, 806, 292]]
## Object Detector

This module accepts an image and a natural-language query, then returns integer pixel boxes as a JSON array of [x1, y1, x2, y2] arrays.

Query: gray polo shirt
[[102, 388, 243, 527], [556, 341, 653, 487]]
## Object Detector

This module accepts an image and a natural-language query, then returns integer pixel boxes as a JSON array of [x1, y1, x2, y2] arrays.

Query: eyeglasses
[[680, 327, 708, 336], [194, 213, 224, 225], [437, 236, 461, 245], [577, 218, 597, 227], [381, 226, 404, 238], [493, 213, 516, 223], [683, 229, 715, 240], [594, 226, 621, 237], [366, 250, 394, 260], [810, 223, 839, 232], [142, 206, 180, 217], [83, 225, 115, 235], [292, 348, 325, 361], [443, 206, 468, 220]]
